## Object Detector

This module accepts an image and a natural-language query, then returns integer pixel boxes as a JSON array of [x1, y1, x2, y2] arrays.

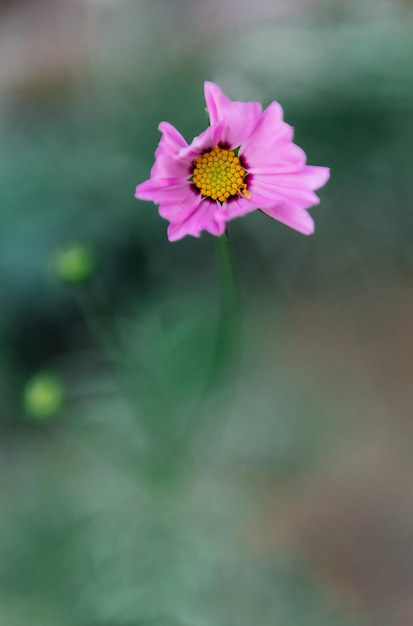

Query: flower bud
[[52, 244, 96, 285], [23, 372, 65, 420]]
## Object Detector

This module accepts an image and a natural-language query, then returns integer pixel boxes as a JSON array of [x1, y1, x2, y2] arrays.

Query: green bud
[[52, 244, 96, 285], [23, 372, 65, 420]]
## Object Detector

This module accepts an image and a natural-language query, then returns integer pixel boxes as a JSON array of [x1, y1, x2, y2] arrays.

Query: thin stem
[[174, 230, 242, 454], [212, 229, 240, 384]]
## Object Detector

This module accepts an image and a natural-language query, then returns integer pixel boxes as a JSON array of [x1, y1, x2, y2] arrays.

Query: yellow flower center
[[192, 146, 251, 203]]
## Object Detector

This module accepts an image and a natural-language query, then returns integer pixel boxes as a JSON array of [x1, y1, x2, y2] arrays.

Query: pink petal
[[150, 155, 188, 179], [250, 177, 321, 210], [135, 177, 185, 201], [159, 188, 203, 223], [296, 166, 330, 190], [167, 199, 226, 241], [241, 101, 306, 168], [158, 121, 187, 150], [179, 121, 226, 160], [247, 145, 308, 174], [251, 165, 330, 190], [260, 204, 315, 235], [225, 196, 256, 220], [150, 122, 191, 179], [204, 81, 262, 147]]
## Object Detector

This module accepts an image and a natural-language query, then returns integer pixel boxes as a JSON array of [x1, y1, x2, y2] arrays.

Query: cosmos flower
[[135, 82, 330, 241]]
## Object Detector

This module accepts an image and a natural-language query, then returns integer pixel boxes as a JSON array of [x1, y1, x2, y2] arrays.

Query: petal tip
[[303, 222, 315, 235], [315, 166, 331, 189]]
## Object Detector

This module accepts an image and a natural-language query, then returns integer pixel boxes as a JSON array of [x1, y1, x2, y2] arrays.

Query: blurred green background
[[1, 0, 413, 624]]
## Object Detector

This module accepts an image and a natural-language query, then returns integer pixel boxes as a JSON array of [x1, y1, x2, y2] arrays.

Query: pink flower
[[135, 82, 330, 242]]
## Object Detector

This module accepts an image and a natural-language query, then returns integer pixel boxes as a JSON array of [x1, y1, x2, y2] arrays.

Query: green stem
[[174, 230, 241, 454], [211, 229, 240, 385]]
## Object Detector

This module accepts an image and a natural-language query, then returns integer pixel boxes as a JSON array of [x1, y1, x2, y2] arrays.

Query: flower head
[[135, 82, 330, 241]]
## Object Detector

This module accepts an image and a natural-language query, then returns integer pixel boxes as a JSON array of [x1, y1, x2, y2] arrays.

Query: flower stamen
[[192, 146, 250, 203]]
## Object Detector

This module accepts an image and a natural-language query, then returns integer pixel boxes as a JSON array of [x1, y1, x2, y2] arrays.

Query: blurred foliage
[[1, 0, 413, 624]]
